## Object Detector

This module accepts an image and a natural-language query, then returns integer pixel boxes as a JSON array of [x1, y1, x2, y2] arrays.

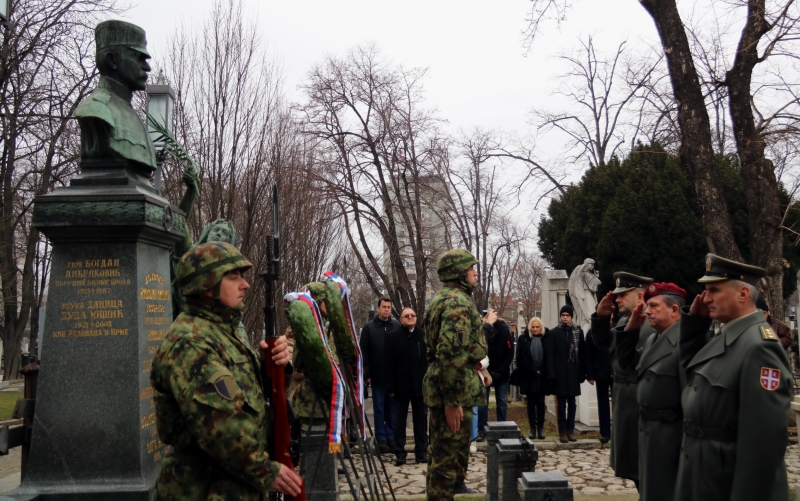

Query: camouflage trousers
[[426, 406, 472, 501]]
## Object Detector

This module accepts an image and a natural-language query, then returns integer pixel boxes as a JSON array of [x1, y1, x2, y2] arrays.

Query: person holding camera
[[476, 308, 514, 441]]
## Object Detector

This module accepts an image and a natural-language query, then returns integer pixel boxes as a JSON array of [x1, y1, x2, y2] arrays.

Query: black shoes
[[538, 428, 546, 440], [528, 432, 535, 439], [377, 440, 392, 454], [394, 458, 406, 466], [476, 431, 486, 443], [455, 483, 478, 494], [599, 435, 610, 444], [416, 456, 428, 464]]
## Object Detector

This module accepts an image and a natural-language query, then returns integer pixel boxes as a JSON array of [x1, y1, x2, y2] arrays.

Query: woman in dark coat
[[516, 317, 549, 439], [545, 304, 592, 443]]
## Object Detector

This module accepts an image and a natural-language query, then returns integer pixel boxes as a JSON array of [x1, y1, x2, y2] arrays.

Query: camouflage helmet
[[177, 242, 252, 296], [437, 249, 478, 282]]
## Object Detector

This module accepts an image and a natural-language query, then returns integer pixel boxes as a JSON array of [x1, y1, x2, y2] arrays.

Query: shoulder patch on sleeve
[[209, 370, 238, 400], [760, 367, 781, 390], [760, 326, 778, 341]]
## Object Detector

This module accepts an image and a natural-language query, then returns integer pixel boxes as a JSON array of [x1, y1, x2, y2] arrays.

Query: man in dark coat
[[585, 327, 612, 443], [360, 296, 401, 453], [386, 307, 428, 466], [617, 283, 686, 501], [477, 310, 514, 436], [545, 304, 592, 443], [676, 254, 792, 501], [591, 271, 655, 488]]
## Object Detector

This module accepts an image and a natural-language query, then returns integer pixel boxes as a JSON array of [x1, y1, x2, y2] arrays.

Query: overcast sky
[[125, 1, 656, 140], [121, 1, 664, 238]]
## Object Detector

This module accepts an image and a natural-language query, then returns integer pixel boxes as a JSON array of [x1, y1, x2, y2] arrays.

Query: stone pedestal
[[517, 471, 573, 501], [301, 425, 338, 501], [496, 438, 537, 501], [485, 421, 520, 501], [3, 164, 183, 500]]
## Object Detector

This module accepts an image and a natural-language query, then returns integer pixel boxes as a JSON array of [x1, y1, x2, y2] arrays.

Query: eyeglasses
[[401, 314, 417, 319]]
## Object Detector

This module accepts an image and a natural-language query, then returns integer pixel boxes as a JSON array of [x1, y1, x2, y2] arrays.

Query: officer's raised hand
[[270, 463, 303, 496], [596, 292, 615, 317], [625, 301, 647, 331], [688, 290, 710, 317]]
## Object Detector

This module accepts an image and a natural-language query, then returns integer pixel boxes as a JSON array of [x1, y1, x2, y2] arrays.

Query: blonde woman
[[515, 317, 549, 439]]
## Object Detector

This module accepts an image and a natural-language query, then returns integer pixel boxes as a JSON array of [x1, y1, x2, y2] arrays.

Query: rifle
[[263, 184, 306, 501]]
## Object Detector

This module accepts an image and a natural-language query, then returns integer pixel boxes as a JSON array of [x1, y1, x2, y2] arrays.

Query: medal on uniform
[[760, 367, 780, 390]]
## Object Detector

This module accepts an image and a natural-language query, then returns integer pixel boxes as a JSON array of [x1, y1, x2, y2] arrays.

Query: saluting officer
[[617, 282, 686, 501], [677, 254, 792, 501], [591, 272, 655, 488]]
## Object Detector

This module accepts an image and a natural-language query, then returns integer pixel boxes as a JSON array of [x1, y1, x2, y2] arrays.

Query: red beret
[[644, 282, 686, 301]]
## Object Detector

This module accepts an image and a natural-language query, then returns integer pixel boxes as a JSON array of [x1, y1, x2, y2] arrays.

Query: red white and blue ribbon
[[284, 291, 345, 453], [323, 271, 367, 439]]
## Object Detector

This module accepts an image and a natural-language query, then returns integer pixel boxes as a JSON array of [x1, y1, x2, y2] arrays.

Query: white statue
[[568, 258, 601, 332]]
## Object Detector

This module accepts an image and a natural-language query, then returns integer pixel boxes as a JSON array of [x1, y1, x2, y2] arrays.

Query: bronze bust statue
[[75, 20, 157, 173]]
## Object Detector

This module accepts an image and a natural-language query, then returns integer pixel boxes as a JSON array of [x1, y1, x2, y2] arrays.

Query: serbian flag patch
[[760, 367, 781, 391]]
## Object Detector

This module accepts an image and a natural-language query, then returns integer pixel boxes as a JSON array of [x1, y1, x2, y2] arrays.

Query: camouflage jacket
[[150, 303, 280, 500], [422, 281, 487, 408]]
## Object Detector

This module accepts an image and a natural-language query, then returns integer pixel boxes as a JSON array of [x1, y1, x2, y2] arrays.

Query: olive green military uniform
[[590, 318, 654, 483], [617, 321, 685, 501], [675, 254, 792, 501], [423, 250, 487, 501], [150, 242, 280, 500]]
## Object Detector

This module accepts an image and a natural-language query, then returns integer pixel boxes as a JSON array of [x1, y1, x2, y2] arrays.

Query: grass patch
[[0, 392, 19, 420]]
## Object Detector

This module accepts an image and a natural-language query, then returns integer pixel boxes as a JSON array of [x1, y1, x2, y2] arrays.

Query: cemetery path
[[339, 443, 800, 498]]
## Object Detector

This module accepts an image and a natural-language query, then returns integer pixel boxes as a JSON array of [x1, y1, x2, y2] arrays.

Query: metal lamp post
[[0, 0, 12, 29], [146, 71, 175, 191]]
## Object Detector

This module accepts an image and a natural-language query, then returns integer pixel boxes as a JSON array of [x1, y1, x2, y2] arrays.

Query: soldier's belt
[[614, 373, 637, 385], [683, 419, 737, 442], [639, 407, 681, 421]]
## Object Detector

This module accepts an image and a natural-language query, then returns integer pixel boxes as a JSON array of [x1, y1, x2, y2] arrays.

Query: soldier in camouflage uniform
[[150, 242, 303, 500], [423, 249, 487, 501]]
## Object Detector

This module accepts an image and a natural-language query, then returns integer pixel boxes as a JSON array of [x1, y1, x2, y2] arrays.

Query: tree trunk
[[725, 0, 784, 315], [639, 0, 742, 260]]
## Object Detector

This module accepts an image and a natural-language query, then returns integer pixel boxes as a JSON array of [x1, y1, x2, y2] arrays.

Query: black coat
[[585, 329, 613, 382], [545, 323, 591, 397], [384, 325, 427, 398], [515, 328, 550, 395], [484, 321, 514, 387], [359, 315, 402, 387]]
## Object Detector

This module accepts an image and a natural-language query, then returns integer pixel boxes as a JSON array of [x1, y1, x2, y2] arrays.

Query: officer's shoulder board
[[209, 369, 238, 400], [760, 325, 778, 341]]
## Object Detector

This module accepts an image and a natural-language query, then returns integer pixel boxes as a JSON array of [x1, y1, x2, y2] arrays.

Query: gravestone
[[496, 438, 537, 501], [2, 20, 183, 501], [517, 471, 573, 501], [484, 421, 520, 501]]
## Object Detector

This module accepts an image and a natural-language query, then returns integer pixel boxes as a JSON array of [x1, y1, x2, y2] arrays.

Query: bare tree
[[157, 0, 339, 342], [301, 44, 444, 319], [532, 36, 659, 168]]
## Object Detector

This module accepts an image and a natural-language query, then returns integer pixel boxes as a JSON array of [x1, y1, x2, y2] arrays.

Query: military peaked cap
[[612, 271, 653, 294], [698, 253, 766, 287], [95, 20, 150, 57]]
